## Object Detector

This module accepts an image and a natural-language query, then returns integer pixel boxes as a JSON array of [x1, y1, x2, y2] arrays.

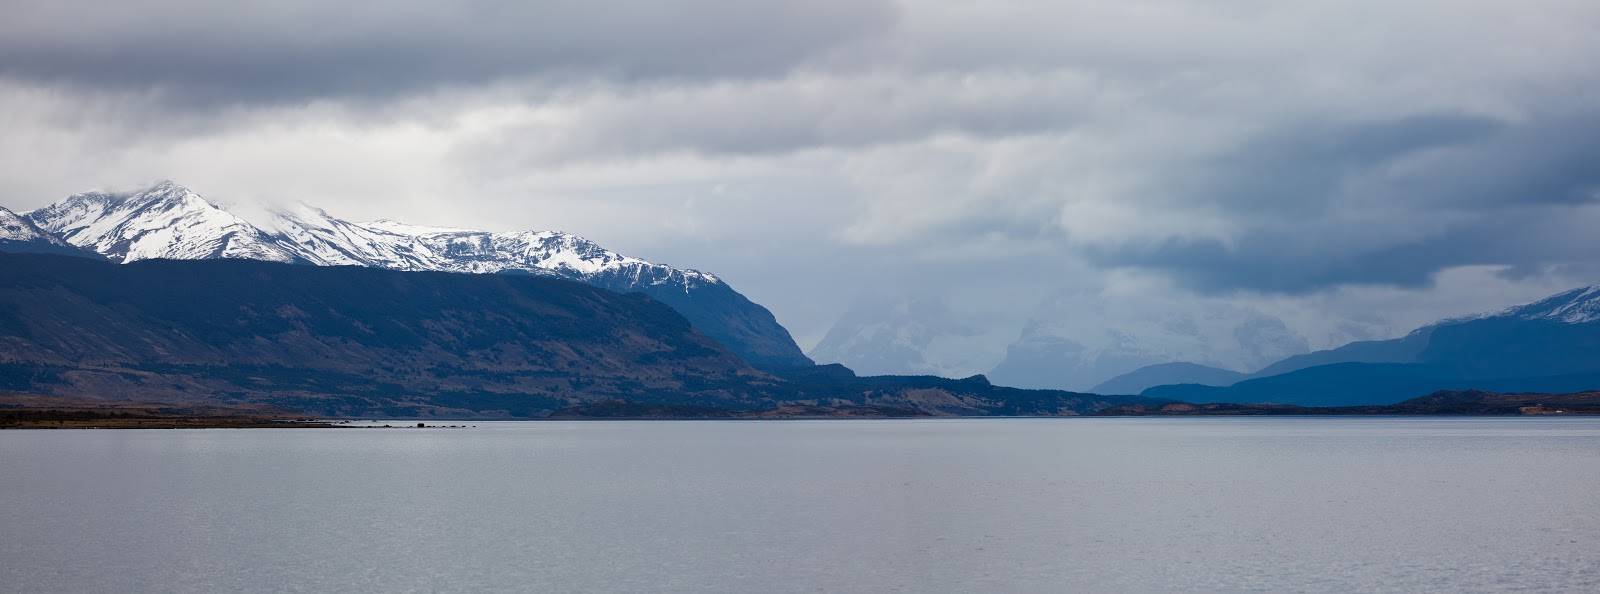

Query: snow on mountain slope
[[0, 206, 71, 245], [361, 220, 473, 236], [25, 181, 301, 264], [1485, 285, 1600, 324], [407, 229, 718, 286], [0, 205, 96, 258], [271, 204, 443, 269], [23, 182, 717, 287], [272, 203, 719, 288]]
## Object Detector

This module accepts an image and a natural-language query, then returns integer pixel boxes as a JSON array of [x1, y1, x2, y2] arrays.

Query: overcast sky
[[3, 0, 1598, 365]]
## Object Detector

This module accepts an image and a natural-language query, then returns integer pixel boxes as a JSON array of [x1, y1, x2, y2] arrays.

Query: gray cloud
[[3, 0, 1600, 378], [1085, 114, 1600, 293], [452, 70, 1096, 169], [0, 0, 896, 104]]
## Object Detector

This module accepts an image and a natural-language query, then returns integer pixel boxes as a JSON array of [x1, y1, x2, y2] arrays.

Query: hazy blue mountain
[[1091, 362, 1249, 395], [1099, 326, 1433, 394], [1251, 328, 1434, 377], [1144, 286, 1600, 406], [986, 295, 1308, 391]]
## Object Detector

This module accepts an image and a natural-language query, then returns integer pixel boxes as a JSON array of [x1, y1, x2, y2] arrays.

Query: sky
[[3, 0, 1599, 380]]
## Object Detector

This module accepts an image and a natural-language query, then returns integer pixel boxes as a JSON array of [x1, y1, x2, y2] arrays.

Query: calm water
[[3, 418, 1598, 593]]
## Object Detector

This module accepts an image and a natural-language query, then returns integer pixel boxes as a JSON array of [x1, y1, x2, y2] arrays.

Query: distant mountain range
[[8, 181, 1598, 413], [809, 291, 1316, 392], [987, 300, 1314, 392], [1101, 286, 1600, 406], [13, 181, 811, 369]]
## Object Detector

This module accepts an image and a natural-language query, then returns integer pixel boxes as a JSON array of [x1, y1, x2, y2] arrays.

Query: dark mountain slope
[[502, 266, 811, 370], [0, 253, 1153, 418], [0, 252, 779, 417]]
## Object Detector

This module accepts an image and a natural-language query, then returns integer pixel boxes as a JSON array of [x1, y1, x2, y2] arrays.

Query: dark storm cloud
[[0, 0, 895, 104], [1193, 115, 1504, 216], [1088, 114, 1600, 293]]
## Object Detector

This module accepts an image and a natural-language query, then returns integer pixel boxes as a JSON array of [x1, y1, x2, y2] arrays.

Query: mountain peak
[[26, 181, 300, 264]]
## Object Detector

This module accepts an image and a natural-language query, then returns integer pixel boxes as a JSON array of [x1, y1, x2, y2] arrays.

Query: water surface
[[3, 417, 1598, 592]]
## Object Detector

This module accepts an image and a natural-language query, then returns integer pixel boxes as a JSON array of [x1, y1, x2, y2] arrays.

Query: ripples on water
[[3, 417, 1598, 592]]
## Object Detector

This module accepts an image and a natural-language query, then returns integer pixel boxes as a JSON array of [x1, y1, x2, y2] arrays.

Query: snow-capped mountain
[[272, 203, 718, 288], [15, 181, 810, 369], [25, 181, 301, 264], [1480, 285, 1600, 325]]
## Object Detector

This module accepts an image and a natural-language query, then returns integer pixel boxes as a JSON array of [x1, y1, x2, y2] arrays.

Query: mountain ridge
[[17, 181, 811, 369], [0, 206, 97, 258], [0, 253, 1154, 417]]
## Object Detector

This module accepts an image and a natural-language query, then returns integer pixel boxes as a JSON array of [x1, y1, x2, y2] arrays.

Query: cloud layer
[[3, 0, 1598, 374]]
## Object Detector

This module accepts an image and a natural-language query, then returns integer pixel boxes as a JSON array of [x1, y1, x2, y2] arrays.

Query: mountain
[[0, 253, 1154, 417], [1097, 328, 1433, 393], [1250, 327, 1434, 377], [1090, 362, 1248, 395], [269, 203, 810, 369], [25, 181, 302, 263], [0, 206, 98, 258], [986, 296, 1308, 391], [1144, 285, 1600, 406], [20, 182, 811, 369], [0, 252, 777, 417]]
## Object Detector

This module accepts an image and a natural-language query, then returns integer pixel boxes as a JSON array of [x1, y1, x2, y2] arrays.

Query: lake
[[3, 417, 1598, 592]]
